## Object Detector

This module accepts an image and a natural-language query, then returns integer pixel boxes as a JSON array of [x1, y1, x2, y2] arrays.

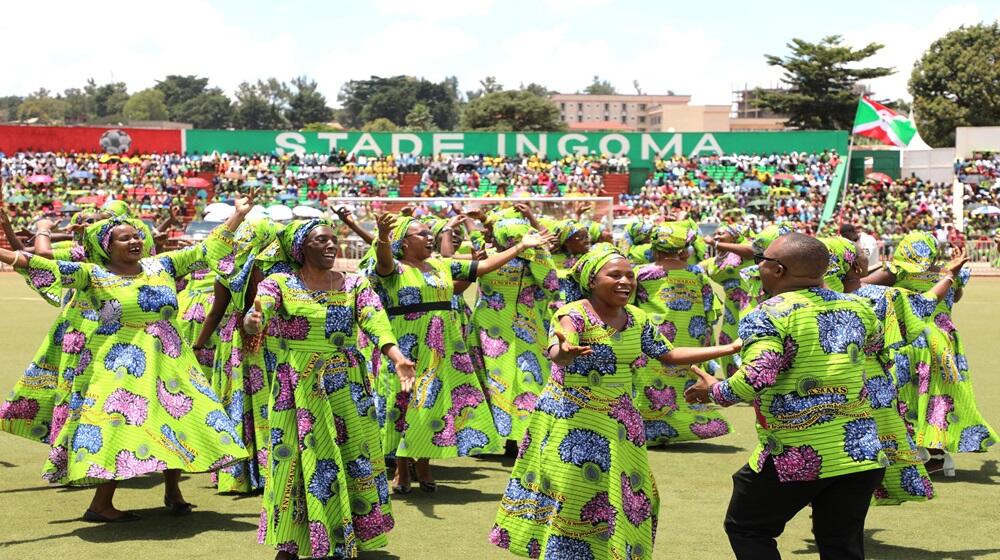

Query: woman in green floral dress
[[864, 232, 998, 472], [700, 224, 754, 378], [368, 212, 551, 493], [243, 219, 415, 560], [548, 219, 591, 310], [632, 224, 731, 445], [0, 195, 256, 523], [490, 245, 740, 559], [471, 213, 560, 444]]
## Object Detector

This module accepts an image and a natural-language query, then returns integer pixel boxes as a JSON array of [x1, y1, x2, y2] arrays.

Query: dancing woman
[[0, 193, 258, 522], [700, 223, 754, 377], [490, 245, 739, 560], [369, 212, 550, 493], [863, 232, 998, 471], [631, 224, 731, 445], [243, 218, 415, 560]]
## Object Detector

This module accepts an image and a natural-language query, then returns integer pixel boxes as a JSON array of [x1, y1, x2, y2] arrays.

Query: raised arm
[[333, 205, 375, 244], [373, 212, 396, 277], [661, 342, 741, 366], [862, 267, 897, 286], [0, 212, 26, 252], [927, 249, 968, 302], [711, 239, 754, 259], [476, 231, 555, 276]]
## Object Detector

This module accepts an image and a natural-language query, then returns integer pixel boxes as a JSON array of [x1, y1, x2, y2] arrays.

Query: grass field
[[0, 274, 997, 560]]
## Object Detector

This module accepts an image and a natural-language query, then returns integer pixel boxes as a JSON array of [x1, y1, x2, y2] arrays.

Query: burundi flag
[[852, 96, 918, 147]]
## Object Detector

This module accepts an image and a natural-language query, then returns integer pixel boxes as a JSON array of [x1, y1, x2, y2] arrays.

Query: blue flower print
[[557, 429, 611, 471], [456, 428, 490, 455], [206, 410, 242, 444], [739, 308, 780, 340], [104, 343, 147, 377], [816, 310, 866, 354], [566, 344, 616, 379], [688, 316, 708, 341], [843, 418, 881, 461], [958, 425, 992, 452], [864, 375, 896, 409], [667, 298, 693, 312], [308, 459, 340, 504], [900, 466, 931, 497], [517, 351, 543, 385], [640, 322, 670, 359], [644, 420, 678, 442], [137, 285, 178, 313], [544, 536, 594, 560], [492, 405, 513, 437], [71, 424, 103, 453], [397, 287, 422, 307], [325, 305, 353, 338], [350, 382, 374, 418], [535, 389, 583, 419]]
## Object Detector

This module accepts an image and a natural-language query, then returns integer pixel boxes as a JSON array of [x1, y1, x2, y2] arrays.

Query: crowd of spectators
[[955, 154, 1000, 238]]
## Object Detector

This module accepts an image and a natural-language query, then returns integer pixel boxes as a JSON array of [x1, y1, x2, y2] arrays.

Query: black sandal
[[164, 498, 196, 516], [83, 509, 141, 523]]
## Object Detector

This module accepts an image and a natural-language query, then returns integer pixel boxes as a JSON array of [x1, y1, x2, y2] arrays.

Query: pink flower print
[[636, 264, 666, 281], [334, 415, 348, 445], [449, 384, 485, 413], [489, 525, 511, 549], [182, 302, 206, 323], [658, 321, 677, 342], [426, 316, 445, 357], [719, 252, 743, 268], [354, 505, 394, 541], [145, 320, 182, 358], [392, 392, 410, 435], [50, 403, 70, 441], [934, 313, 956, 334], [631, 354, 649, 370], [451, 352, 475, 374], [355, 287, 382, 310], [61, 331, 86, 354], [543, 270, 560, 291], [257, 280, 282, 300], [29, 268, 55, 289], [873, 486, 889, 500], [219, 313, 238, 342], [0, 397, 39, 420], [916, 362, 931, 395], [718, 331, 733, 345], [513, 392, 538, 412], [86, 464, 115, 480], [691, 419, 730, 439], [772, 445, 822, 482], [114, 449, 167, 478], [432, 415, 457, 447], [156, 379, 193, 419], [744, 350, 782, 390], [245, 365, 265, 395], [194, 347, 215, 367], [309, 522, 331, 557], [926, 395, 954, 429], [517, 287, 537, 306], [564, 310, 586, 333], [644, 386, 678, 412], [103, 389, 149, 426], [580, 491, 617, 538], [267, 315, 310, 340], [730, 288, 751, 310], [518, 430, 532, 458], [479, 329, 509, 358], [217, 253, 235, 275], [620, 472, 653, 526], [257, 510, 268, 544], [527, 538, 541, 559], [43, 445, 68, 482], [224, 348, 244, 379], [272, 364, 299, 411], [609, 395, 645, 445], [296, 409, 315, 450]]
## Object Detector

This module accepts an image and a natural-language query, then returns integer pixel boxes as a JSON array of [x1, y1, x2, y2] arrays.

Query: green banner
[[183, 130, 848, 165]]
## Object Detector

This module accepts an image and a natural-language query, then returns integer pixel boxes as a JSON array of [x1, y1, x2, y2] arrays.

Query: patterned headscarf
[[280, 218, 334, 265], [587, 221, 603, 243], [718, 223, 750, 244], [820, 236, 859, 290], [889, 231, 938, 275], [84, 217, 152, 264], [573, 243, 627, 295], [389, 215, 418, 259], [493, 215, 533, 250], [102, 199, 132, 218], [651, 222, 693, 252], [624, 220, 654, 247], [555, 220, 587, 247], [751, 223, 794, 254]]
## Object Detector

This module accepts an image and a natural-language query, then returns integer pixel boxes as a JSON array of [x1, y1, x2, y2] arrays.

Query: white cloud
[[540, 0, 613, 13], [373, 0, 495, 19], [844, 3, 998, 100]]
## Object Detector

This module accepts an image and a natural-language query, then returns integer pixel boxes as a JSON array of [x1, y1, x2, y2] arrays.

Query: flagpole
[[836, 133, 856, 227]]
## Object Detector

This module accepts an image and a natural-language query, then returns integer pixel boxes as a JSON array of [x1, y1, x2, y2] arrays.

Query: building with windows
[[548, 92, 767, 132]]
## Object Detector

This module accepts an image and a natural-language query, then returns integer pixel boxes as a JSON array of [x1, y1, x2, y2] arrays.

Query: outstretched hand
[[244, 299, 264, 334], [553, 330, 592, 365], [683, 366, 718, 404], [944, 248, 968, 277], [234, 188, 259, 216], [394, 357, 417, 392], [520, 231, 555, 250], [376, 212, 396, 241]]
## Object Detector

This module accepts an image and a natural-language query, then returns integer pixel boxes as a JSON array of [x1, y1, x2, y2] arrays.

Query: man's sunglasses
[[753, 253, 786, 268]]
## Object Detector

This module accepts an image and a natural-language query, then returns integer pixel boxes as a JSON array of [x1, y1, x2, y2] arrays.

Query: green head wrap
[[624, 220, 654, 246], [389, 215, 418, 259], [84, 217, 153, 264], [750, 223, 794, 254], [102, 199, 132, 218], [555, 220, 587, 247], [889, 231, 938, 275], [651, 222, 693, 252], [820, 236, 859, 289], [587, 221, 603, 243], [718, 223, 750, 244], [493, 215, 533, 250], [280, 218, 335, 265], [573, 243, 627, 295]]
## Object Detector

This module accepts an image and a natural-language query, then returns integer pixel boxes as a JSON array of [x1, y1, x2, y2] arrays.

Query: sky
[[1, 0, 997, 107]]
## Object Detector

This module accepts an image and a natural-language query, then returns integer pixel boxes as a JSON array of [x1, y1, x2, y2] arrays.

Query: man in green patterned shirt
[[686, 233, 887, 560]]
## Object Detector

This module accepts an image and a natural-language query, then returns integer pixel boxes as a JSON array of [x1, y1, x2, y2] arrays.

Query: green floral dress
[[368, 257, 501, 459], [176, 268, 219, 375], [255, 272, 396, 559], [9, 229, 248, 485], [490, 301, 671, 560], [471, 249, 560, 442], [700, 252, 754, 378], [632, 263, 730, 445], [893, 268, 998, 453], [551, 252, 584, 310]]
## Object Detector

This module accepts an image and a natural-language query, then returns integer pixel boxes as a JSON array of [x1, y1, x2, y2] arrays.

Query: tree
[[301, 122, 342, 132], [233, 80, 289, 129], [338, 75, 459, 130], [755, 35, 893, 130], [286, 76, 334, 129], [16, 89, 69, 124], [584, 75, 617, 95], [520, 82, 552, 97], [174, 89, 234, 128], [362, 118, 399, 132], [467, 76, 504, 101], [460, 90, 564, 131], [155, 75, 210, 119], [910, 23, 1000, 147], [405, 103, 435, 130], [0, 96, 24, 122], [122, 88, 169, 121], [62, 88, 95, 123], [85, 80, 130, 118]]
